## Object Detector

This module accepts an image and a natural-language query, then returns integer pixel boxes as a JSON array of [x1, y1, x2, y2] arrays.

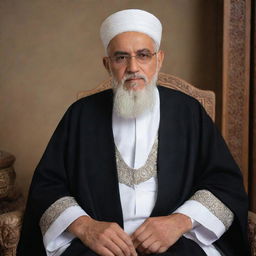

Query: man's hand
[[68, 216, 137, 256], [131, 213, 192, 255]]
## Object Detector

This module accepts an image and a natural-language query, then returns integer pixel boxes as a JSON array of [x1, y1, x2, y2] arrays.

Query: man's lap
[[61, 237, 207, 256]]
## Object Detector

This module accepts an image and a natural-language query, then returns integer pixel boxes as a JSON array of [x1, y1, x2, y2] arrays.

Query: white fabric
[[119, 177, 158, 235], [44, 206, 86, 256], [174, 200, 226, 245], [174, 200, 225, 255], [100, 9, 162, 51], [43, 87, 224, 256]]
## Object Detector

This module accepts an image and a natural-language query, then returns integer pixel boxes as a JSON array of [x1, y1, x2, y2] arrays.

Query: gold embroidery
[[39, 196, 78, 235], [116, 137, 158, 187], [191, 190, 234, 229]]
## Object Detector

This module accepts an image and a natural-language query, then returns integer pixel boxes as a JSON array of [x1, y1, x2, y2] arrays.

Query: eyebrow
[[113, 48, 152, 56], [137, 48, 152, 53], [113, 51, 130, 56]]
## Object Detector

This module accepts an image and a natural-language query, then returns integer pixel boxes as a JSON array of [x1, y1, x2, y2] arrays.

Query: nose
[[126, 56, 139, 74]]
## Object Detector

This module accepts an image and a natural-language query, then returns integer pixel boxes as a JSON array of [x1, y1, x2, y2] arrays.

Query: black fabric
[[149, 236, 207, 255], [17, 86, 249, 256], [60, 236, 206, 256]]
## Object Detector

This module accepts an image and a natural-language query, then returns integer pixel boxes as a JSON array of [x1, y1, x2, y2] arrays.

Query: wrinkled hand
[[131, 213, 192, 255], [68, 216, 137, 256]]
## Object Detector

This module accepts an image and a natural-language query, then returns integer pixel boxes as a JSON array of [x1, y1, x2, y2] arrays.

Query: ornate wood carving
[[249, 0, 256, 212], [0, 150, 25, 256], [77, 72, 216, 121], [157, 73, 215, 121], [248, 211, 256, 256], [0, 211, 23, 256], [0, 151, 15, 170], [0, 167, 16, 199], [222, 0, 251, 190]]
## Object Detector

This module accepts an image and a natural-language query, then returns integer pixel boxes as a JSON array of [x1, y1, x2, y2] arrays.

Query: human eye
[[137, 52, 151, 61], [114, 55, 127, 63]]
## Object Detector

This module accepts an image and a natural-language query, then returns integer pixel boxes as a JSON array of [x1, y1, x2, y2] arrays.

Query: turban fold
[[100, 9, 162, 51]]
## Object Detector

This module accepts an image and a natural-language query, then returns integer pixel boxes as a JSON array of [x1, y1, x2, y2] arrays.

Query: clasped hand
[[68, 214, 192, 256], [131, 214, 192, 255]]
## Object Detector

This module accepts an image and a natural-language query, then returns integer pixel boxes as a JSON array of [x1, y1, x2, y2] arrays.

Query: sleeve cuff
[[173, 200, 226, 245], [43, 205, 88, 253]]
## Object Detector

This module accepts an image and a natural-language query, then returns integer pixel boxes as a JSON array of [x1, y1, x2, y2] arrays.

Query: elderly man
[[18, 9, 249, 256]]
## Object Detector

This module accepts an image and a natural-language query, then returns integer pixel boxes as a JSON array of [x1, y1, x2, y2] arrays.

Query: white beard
[[112, 72, 158, 119]]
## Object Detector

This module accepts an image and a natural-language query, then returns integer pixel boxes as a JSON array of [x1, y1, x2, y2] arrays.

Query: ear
[[156, 50, 164, 72], [103, 57, 111, 75]]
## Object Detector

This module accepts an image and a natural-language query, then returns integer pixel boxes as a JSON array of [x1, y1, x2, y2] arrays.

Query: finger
[[111, 233, 137, 256], [158, 246, 168, 254], [105, 222, 136, 253], [104, 239, 126, 256], [96, 246, 115, 256], [112, 224, 137, 255], [136, 234, 155, 253], [115, 227, 135, 248], [131, 223, 147, 241], [133, 229, 152, 248], [145, 241, 161, 254]]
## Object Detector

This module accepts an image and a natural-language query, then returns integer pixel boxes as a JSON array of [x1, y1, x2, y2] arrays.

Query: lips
[[125, 78, 143, 82]]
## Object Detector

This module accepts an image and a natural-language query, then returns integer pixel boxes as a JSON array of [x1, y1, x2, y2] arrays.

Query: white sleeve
[[43, 205, 88, 256], [174, 200, 226, 245]]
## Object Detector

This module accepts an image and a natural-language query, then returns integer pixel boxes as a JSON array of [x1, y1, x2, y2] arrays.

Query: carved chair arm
[[0, 210, 23, 256]]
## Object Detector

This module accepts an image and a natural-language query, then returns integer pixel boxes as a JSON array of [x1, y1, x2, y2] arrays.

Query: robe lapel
[[80, 90, 124, 227], [151, 86, 187, 217]]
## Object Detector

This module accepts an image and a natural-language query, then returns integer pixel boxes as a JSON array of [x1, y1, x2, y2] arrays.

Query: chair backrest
[[77, 72, 216, 121]]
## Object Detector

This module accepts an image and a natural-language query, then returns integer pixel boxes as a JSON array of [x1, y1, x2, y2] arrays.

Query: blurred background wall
[[0, 0, 222, 196]]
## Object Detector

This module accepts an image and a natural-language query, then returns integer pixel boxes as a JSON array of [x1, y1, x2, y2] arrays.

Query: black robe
[[17, 86, 249, 256]]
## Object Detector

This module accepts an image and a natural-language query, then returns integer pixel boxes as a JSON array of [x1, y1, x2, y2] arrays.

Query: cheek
[[143, 66, 157, 80], [111, 67, 126, 81]]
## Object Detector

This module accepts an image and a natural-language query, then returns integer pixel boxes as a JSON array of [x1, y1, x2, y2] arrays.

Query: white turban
[[100, 9, 162, 52]]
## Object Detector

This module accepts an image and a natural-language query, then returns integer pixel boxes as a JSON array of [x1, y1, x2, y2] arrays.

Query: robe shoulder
[[157, 85, 204, 113], [68, 89, 113, 114]]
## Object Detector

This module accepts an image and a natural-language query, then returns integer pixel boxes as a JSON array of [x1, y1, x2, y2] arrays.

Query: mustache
[[123, 74, 148, 83]]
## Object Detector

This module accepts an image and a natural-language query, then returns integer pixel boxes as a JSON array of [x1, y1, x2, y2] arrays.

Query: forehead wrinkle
[[107, 32, 156, 56]]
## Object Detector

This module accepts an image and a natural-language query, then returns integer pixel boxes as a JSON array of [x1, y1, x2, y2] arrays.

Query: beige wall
[[0, 0, 220, 196]]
